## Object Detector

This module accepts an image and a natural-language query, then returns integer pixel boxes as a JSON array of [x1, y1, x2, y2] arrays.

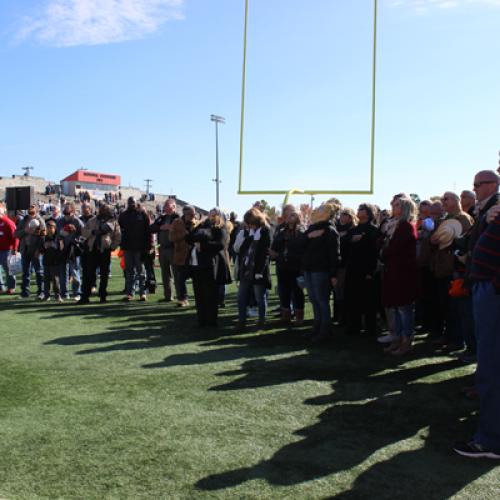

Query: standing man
[[56, 202, 84, 300], [454, 207, 500, 459], [79, 204, 121, 304], [0, 203, 17, 294], [453, 170, 500, 458], [118, 197, 150, 301], [150, 198, 179, 302], [471, 170, 500, 235], [14, 204, 46, 298], [79, 202, 95, 293], [460, 190, 476, 218]]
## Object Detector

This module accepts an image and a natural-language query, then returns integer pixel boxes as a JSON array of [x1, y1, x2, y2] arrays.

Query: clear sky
[[1, 0, 499, 215]]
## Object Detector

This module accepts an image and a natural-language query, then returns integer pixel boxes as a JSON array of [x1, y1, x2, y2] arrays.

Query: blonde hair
[[340, 207, 359, 226], [244, 207, 268, 227]]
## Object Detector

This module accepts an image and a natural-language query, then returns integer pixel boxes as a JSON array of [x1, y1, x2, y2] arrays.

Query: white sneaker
[[247, 307, 258, 318], [377, 334, 398, 344]]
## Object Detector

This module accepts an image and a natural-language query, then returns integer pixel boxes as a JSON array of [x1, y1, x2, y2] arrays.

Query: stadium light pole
[[210, 114, 225, 207]]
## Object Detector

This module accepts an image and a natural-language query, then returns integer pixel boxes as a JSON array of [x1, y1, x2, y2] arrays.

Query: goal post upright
[[238, 0, 378, 198]]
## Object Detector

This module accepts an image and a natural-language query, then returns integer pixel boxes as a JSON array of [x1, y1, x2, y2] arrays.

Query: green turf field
[[0, 261, 498, 499]]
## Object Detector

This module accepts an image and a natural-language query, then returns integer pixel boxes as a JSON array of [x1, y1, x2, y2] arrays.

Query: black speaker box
[[5, 186, 34, 211]]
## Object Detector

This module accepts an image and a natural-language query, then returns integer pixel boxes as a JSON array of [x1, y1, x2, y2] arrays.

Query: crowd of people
[[0, 167, 499, 460]]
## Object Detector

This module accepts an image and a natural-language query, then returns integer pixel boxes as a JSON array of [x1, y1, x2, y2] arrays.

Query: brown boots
[[295, 309, 304, 325], [281, 308, 292, 325], [281, 308, 305, 326]]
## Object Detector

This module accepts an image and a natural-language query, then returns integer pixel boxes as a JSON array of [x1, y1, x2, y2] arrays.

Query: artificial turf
[[0, 261, 499, 499]]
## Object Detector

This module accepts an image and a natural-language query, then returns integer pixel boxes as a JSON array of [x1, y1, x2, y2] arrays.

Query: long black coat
[[188, 220, 232, 285], [237, 226, 272, 288]]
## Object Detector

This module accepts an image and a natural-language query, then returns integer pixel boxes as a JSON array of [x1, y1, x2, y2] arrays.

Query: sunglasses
[[473, 181, 495, 188]]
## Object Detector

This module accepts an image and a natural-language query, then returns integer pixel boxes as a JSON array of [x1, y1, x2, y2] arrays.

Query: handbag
[[8, 252, 22, 275]]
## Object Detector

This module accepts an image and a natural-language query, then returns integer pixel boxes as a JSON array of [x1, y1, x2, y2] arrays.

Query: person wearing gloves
[[302, 203, 340, 342], [187, 208, 232, 327], [234, 208, 271, 330], [79, 204, 121, 304]]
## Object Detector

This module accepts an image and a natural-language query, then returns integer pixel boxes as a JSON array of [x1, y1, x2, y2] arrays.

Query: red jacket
[[381, 221, 419, 307], [0, 215, 17, 251]]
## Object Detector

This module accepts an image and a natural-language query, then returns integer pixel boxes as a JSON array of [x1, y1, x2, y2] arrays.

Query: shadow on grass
[[3, 291, 495, 497], [38, 294, 285, 357], [195, 348, 496, 498]]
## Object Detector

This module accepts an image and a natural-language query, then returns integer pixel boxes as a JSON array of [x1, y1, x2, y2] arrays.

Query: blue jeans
[[60, 257, 81, 297], [238, 279, 267, 322], [21, 253, 43, 296], [388, 304, 414, 338], [124, 250, 145, 296], [304, 271, 331, 325], [0, 250, 16, 290], [473, 282, 500, 453]]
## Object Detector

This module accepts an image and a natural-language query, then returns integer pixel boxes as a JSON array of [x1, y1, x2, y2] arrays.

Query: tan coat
[[169, 217, 198, 266], [82, 216, 121, 252]]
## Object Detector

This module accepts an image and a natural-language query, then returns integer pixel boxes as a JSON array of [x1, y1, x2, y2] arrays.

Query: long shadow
[[205, 339, 439, 392], [195, 355, 495, 497], [41, 294, 283, 355], [142, 330, 309, 369]]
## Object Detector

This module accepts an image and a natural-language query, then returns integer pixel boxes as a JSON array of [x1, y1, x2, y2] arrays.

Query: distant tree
[[299, 204, 312, 225], [253, 199, 278, 223]]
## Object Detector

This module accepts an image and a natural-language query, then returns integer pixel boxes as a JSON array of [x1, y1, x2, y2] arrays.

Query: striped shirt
[[471, 214, 500, 290]]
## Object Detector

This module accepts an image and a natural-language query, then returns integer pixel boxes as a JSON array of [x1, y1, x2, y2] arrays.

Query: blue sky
[[1, 0, 499, 215]]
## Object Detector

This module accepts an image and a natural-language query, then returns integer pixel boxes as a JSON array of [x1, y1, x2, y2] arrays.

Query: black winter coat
[[188, 220, 232, 285], [271, 225, 306, 273], [302, 221, 340, 277], [343, 222, 379, 278], [118, 208, 150, 251], [237, 226, 272, 288]]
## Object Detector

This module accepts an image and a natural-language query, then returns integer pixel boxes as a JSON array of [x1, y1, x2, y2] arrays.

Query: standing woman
[[343, 204, 379, 336], [381, 195, 419, 355], [302, 203, 340, 341], [170, 205, 198, 307], [333, 207, 358, 326], [235, 208, 271, 330], [188, 208, 231, 327], [270, 207, 306, 325]]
